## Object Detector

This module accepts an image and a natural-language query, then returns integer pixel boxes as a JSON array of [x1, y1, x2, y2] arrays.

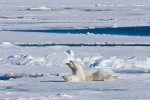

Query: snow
[[0, 42, 15, 48], [26, 6, 55, 11], [0, 0, 150, 99]]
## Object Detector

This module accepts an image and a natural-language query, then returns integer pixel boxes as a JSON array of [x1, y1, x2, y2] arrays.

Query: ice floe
[[26, 6, 56, 11]]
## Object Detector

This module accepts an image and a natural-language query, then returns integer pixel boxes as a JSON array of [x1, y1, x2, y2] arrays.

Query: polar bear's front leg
[[66, 62, 76, 75], [69, 60, 86, 81]]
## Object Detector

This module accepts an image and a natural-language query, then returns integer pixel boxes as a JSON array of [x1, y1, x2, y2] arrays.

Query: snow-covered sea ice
[[0, 0, 150, 99]]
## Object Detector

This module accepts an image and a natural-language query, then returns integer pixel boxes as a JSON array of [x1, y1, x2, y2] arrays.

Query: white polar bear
[[62, 60, 117, 82]]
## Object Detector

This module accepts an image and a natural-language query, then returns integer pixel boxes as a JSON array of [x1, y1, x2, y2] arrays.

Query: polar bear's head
[[62, 75, 80, 82]]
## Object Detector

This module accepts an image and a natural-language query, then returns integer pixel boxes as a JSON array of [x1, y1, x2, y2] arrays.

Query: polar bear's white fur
[[64, 60, 86, 82], [62, 60, 117, 82], [84, 70, 117, 81], [62, 75, 80, 82]]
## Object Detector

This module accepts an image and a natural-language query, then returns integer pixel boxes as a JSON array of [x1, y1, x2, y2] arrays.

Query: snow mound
[[26, 6, 55, 11], [0, 50, 75, 67], [84, 56, 150, 73], [0, 73, 45, 80], [0, 49, 150, 73], [45, 51, 75, 66], [1, 55, 34, 65], [0, 42, 15, 47]]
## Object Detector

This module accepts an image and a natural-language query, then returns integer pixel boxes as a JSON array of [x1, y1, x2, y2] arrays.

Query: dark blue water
[[0, 77, 10, 80], [6, 26, 150, 37]]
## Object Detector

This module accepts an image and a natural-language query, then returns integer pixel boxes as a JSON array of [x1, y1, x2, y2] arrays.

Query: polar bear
[[62, 60, 117, 82]]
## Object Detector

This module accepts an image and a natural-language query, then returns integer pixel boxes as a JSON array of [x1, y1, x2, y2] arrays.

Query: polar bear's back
[[92, 70, 111, 81], [84, 69, 111, 81], [92, 70, 118, 81], [84, 70, 96, 81]]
